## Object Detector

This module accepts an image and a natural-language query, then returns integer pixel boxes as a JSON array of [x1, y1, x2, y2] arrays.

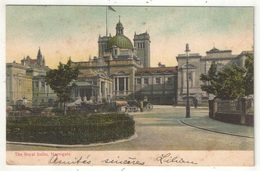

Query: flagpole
[[106, 6, 116, 37], [106, 6, 108, 37]]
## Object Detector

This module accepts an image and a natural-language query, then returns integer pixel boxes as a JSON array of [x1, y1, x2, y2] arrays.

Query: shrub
[[79, 103, 118, 114], [6, 113, 135, 145], [51, 108, 64, 115]]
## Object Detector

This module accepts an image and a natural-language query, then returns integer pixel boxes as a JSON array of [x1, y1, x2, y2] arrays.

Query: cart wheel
[[146, 103, 153, 111], [133, 105, 138, 112]]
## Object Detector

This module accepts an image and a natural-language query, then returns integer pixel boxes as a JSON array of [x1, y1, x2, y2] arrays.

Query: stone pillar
[[240, 97, 246, 125], [38, 80, 40, 92], [113, 78, 116, 95], [213, 98, 218, 118], [127, 77, 129, 94], [117, 78, 119, 95], [124, 77, 126, 95]]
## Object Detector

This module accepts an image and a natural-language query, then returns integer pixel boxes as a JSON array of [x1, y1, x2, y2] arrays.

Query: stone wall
[[209, 97, 254, 126]]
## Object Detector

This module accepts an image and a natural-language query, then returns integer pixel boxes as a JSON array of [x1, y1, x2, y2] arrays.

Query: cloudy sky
[[6, 6, 254, 68]]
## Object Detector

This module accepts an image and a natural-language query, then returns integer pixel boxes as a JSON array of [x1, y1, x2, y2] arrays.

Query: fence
[[209, 97, 254, 126]]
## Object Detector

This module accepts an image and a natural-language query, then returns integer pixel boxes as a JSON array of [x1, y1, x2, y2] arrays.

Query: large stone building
[[135, 67, 178, 104], [6, 48, 56, 106], [6, 19, 252, 107], [6, 19, 177, 106], [6, 63, 33, 105], [176, 47, 253, 105], [71, 19, 177, 104]]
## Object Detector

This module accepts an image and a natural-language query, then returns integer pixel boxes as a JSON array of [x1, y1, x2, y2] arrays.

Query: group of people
[[138, 96, 199, 112], [139, 96, 148, 112]]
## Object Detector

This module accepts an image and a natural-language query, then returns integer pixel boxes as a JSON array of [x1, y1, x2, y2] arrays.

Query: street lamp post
[[185, 43, 190, 118]]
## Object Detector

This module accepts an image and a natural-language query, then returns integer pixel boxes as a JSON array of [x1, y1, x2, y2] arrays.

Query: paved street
[[6, 106, 254, 151]]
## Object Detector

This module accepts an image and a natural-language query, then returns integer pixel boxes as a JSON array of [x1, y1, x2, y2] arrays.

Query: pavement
[[158, 105, 254, 138], [180, 115, 254, 138]]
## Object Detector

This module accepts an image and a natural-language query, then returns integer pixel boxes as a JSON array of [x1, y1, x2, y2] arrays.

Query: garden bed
[[7, 113, 135, 145]]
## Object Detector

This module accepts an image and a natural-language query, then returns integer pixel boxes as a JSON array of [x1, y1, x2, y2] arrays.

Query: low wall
[[209, 98, 254, 126]]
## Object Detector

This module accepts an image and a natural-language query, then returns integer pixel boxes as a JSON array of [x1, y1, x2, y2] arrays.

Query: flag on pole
[[108, 6, 116, 12], [106, 6, 116, 36]]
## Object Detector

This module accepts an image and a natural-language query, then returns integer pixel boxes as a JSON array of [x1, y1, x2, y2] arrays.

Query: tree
[[200, 61, 218, 95], [45, 59, 79, 113], [200, 61, 248, 100], [214, 64, 246, 100], [244, 53, 254, 96]]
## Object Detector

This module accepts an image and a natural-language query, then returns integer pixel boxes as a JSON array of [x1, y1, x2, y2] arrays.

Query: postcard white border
[[1, 0, 259, 171]]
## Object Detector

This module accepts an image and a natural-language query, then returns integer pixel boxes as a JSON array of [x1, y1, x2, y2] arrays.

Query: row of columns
[[99, 80, 112, 99], [114, 77, 129, 95]]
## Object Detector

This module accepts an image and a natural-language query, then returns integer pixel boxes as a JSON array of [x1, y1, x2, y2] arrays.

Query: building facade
[[176, 47, 253, 105], [70, 19, 177, 104], [135, 67, 178, 105], [6, 63, 33, 105], [6, 19, 252, 107], [6, 48, 56, 107]]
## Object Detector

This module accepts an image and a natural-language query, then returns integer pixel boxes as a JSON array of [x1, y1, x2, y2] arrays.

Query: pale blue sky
[[6, 6, 254, 68]]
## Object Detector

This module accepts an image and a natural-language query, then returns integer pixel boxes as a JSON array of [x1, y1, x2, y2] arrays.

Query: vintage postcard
[[2, 0, 256, 170]]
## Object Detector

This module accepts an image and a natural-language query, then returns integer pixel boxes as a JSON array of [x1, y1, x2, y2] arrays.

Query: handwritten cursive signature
[[156, 153, 198, 165], [102, 156, 145, 165], [49, 154, 91, 165]]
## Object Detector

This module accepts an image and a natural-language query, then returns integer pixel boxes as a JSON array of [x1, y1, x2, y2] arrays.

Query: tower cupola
[[116, 16, 124, 35]]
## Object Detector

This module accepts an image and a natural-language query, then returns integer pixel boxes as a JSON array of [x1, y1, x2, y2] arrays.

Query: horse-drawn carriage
[[114, 100, 153, 113]]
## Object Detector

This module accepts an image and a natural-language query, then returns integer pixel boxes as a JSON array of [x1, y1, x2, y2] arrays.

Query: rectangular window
[[155, 77, 161, 84], [41, 81, 45, 87], [126, 78, 128, 91], [137, 42, 145, 49], [103, 45, 106, 51], [136, 78, 141, 85], [35, 81, 39, 87], [115, 78, 117, 91], [119, 78, 124, 92], [188, 72, 192, 80], [167, 77, 172, 84], [144, 78, 149, 84]]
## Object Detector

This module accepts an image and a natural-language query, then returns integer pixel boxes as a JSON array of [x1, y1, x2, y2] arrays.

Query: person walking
[[193, 97, 198, 108], [140, 101, 144, 112]]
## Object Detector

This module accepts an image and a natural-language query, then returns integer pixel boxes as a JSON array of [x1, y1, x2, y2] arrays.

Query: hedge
[[7, 113, 135, 145], [52, 103, 118, 115]]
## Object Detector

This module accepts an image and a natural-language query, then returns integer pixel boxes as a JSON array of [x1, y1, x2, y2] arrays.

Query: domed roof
[[107, 35, 133, 49], [209, 47, 220, 53], [116, 21, 123, 27]]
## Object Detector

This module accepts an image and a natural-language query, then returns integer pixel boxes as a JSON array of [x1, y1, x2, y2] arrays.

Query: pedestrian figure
[[144, 96, 148, 102], [140, 101, 144, 112], [193, 97, 198, 108]]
